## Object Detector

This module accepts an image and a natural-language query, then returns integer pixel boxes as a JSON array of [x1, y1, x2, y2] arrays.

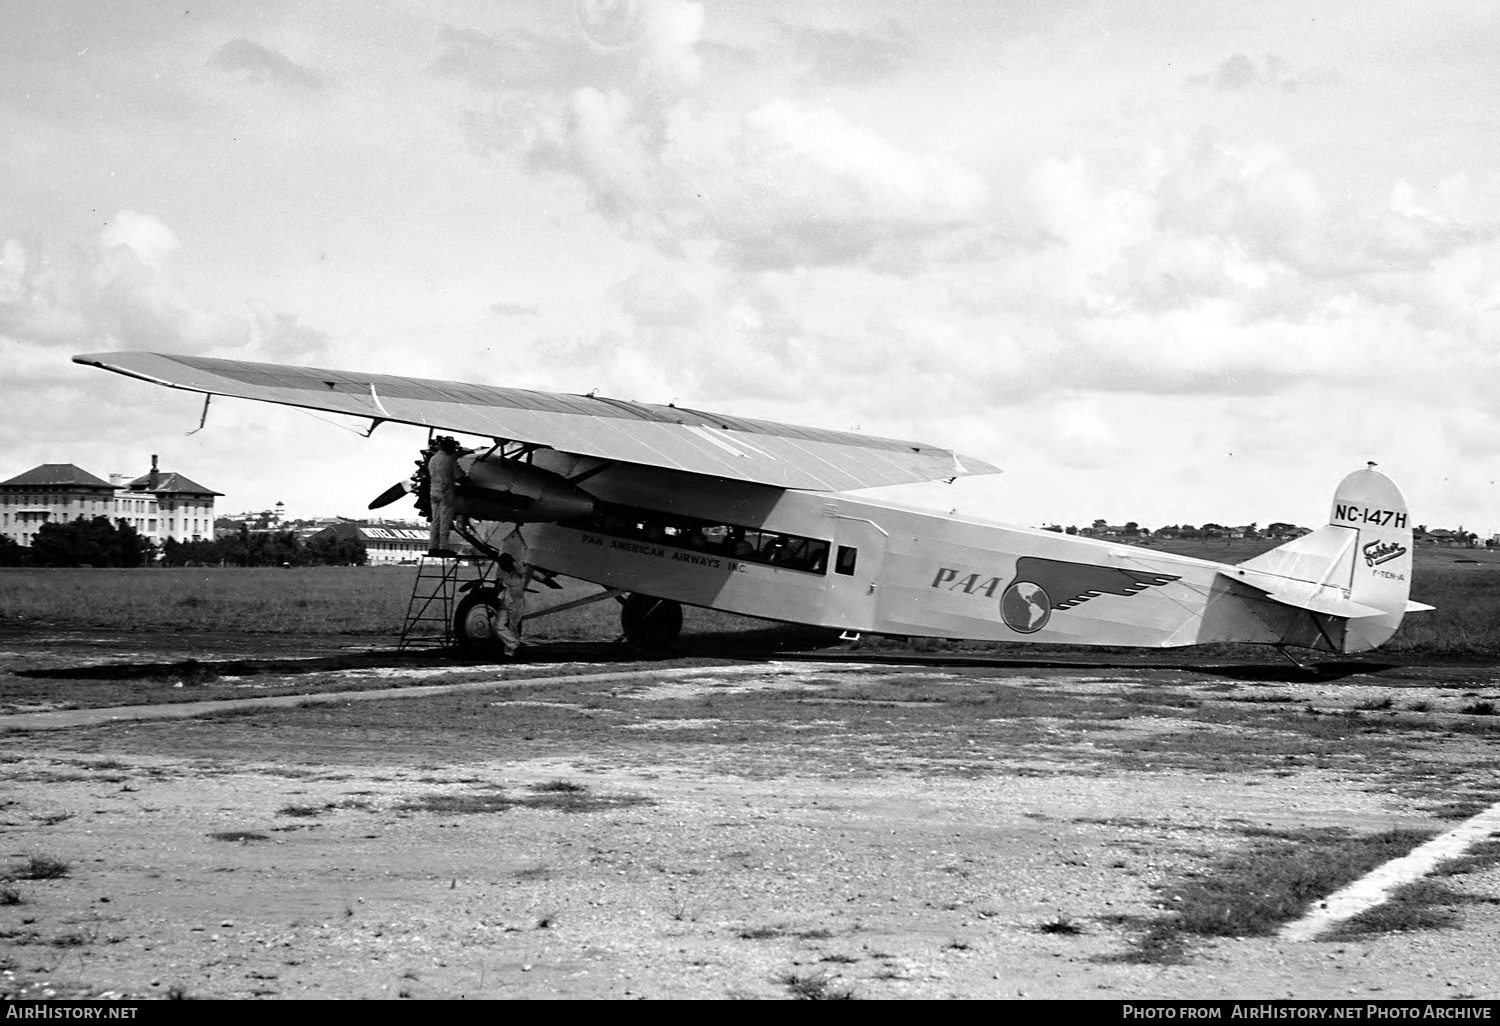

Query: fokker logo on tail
[[1001, 558, 1181, 634], [1362, 540, 1406, 567]]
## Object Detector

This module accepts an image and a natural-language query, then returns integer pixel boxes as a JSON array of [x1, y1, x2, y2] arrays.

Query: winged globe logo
[[1000, 557, 1181, 634], [1001, 580, 1052, 633]]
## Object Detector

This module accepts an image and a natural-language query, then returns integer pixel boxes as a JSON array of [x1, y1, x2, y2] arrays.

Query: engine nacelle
[[454, 455, 596, 524]]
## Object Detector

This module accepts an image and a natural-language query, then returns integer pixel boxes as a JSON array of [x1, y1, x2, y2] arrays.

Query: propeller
[[368, 480, 410, 510]]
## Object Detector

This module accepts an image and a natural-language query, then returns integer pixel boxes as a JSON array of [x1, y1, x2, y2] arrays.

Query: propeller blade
[[368, 480, 410, 509]]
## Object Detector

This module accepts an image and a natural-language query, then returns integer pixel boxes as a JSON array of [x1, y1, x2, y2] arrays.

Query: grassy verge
[[0, 566, 412, 635], [1321, 880, 1469, 939], [5, 546, 1500, 658], [1113, 828, 1434, 963]]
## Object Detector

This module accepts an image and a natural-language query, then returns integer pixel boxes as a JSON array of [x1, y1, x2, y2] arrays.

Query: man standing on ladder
[[426, 435, 463, 558]]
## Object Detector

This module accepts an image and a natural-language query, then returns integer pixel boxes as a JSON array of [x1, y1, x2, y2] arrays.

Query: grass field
[[1, 542, 1497, 658], [0, 565, 766, 644]]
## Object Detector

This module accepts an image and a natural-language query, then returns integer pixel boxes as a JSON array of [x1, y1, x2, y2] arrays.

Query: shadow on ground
[[10, 621, 1400, 685]]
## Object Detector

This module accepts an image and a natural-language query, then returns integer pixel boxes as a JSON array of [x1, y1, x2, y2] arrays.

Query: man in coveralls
[[426, 436, 462, 557], [494, 528, 530, 658]]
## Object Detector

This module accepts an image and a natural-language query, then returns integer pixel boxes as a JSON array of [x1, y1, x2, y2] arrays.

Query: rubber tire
[[454, 590, 505, 653], [620, 594, 683, 652]]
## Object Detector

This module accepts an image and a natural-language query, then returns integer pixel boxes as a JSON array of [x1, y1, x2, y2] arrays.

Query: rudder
[[1239, 466, 1418, 653], [1329, 466, 1416, 652]]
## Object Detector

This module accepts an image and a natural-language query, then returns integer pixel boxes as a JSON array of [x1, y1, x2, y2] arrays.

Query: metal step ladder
[[398, 556, 465, 651]]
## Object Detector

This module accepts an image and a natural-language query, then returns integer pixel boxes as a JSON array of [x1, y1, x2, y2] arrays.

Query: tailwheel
[[454, 589, 505, 653], [619, 594, 683, 652]]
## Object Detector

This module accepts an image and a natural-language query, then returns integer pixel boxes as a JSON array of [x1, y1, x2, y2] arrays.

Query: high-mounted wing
[[73, 351, 1001, 492]]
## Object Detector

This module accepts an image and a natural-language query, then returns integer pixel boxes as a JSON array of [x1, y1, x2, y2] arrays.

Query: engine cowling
[[453, 455, 596, 524]]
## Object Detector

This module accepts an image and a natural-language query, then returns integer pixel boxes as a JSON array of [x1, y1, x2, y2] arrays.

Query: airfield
[[3, 599, 1500, 1001]]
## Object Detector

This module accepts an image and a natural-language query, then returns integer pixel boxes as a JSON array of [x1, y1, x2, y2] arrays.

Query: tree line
[[1041, 521, 1305, 539], [0, 518, 365, 567]]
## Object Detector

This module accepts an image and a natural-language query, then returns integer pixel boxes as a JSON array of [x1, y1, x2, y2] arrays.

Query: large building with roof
[[308, 521, 430, 565], [0, 456, 221, 549]]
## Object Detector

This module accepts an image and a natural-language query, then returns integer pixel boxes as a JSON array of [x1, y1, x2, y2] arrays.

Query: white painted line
[[0, 662, 836, 733], [1280, 800, 1500, 941]]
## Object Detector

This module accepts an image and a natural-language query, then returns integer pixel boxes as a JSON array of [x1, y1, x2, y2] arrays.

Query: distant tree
[[182, 539, 223, 565], [304, 533, 368, 566], [0, 533, 27, 567], [1123, 521, 1140, 536], [1043, 524, 1064, 533], [218, 526, 251, 566], [187, 527, 364, 567], [160, 537, 226, 567], [1065, 525, 1077, 536], [29, 517, 154, 567], [31, 517, 119, 566], [114, 520, 155, 567]]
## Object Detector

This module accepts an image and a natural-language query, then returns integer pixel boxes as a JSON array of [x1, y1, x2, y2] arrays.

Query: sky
[[3, 0, 1499, 535]]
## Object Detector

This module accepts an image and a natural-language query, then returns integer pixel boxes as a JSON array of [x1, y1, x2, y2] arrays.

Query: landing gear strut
[[619, 594, 683, 652]]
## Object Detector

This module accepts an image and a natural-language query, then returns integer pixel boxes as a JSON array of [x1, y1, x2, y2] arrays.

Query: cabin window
[[835, 546, 858, 576], [568, 501, 830, 575]]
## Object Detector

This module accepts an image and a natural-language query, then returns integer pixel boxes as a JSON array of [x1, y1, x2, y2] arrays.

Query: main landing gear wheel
[[454, 590, 505, 653], [619, 594, 683, 652]]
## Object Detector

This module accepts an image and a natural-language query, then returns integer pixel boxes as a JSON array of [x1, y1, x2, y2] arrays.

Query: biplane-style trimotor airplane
[[75, 351, 1431, 657]]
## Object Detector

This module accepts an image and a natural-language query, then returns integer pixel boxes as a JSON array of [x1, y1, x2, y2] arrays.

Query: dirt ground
[[3, 631, 1500, 1000]]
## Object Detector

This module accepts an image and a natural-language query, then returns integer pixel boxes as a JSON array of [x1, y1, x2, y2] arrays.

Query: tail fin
[[1238, 466, 1422, 653]]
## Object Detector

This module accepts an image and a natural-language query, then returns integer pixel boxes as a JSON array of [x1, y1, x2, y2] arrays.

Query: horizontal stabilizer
[[1219, 571, 1387, 620], [1406, 600, 1435, 613]]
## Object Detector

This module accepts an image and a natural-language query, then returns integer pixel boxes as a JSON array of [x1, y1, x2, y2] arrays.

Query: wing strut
[[568, 461, 614, 486], [185, 393, 213, 435]]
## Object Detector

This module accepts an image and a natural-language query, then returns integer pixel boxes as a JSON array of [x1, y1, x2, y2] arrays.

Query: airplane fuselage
[[500, 461, 1339, 650]]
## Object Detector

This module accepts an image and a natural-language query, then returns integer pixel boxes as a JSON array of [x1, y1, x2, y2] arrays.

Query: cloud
[[208, 38, 328, 94], [1010, 134, 1492, 317], [704, 100, 989, 269], [444, 1, 988, 271], [502, 125, 1500, 450], [431, 25, 617, 95], [0, 212, 328, 362], [489, 301, 540, 317], [1190, 53, 1343, 93], [0, 236, 91, 346], [433, 0, 701, 99], [100, 210, 180, 265], [244, 306, 330, 363], [479, 84, 988, 270], [774, 19, 920, 87], [424, 5, 1500, 507]]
